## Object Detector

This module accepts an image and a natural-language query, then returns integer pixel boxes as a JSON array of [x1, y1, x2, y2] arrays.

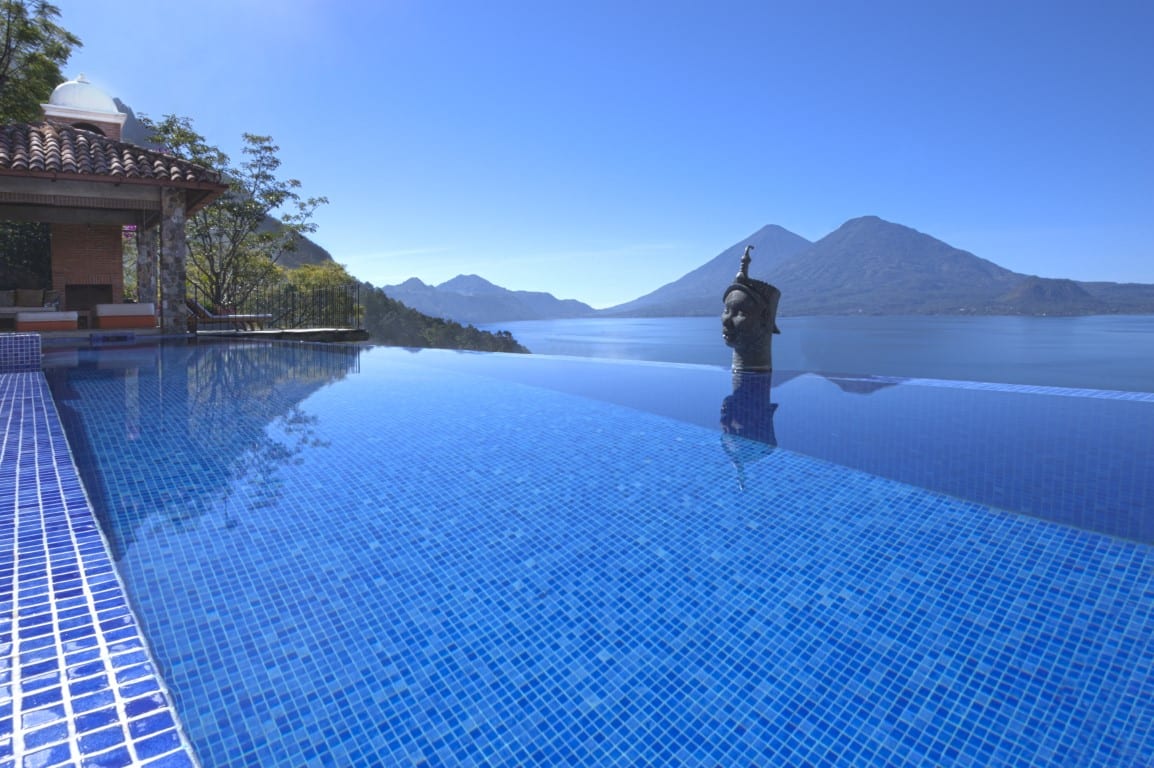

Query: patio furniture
[[15, 310, 78, 332], [0, 288, 59, 328], [186, 298, 273, 331], [92, 303, 157, 330]]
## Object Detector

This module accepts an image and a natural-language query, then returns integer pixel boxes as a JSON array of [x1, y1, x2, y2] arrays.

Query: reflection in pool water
[[718, 372, 778, 490], [46, 341, 1154, 767]]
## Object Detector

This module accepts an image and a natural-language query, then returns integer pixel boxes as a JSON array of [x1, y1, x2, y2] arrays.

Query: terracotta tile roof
[[0, 121, 223, 186]]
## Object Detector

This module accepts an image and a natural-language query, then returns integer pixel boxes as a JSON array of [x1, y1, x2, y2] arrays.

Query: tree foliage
[[277, 262, 361, 328], [141, 114, 327, 310], [0, 1, 79, 284], [360, 284, 530, 353], [0, 0, 79, 123], [288, 262, 355, 291], [0, 218, 48, 287]]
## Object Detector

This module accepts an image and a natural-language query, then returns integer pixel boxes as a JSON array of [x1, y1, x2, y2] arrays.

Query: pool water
[[43, 341, 1154, 766]]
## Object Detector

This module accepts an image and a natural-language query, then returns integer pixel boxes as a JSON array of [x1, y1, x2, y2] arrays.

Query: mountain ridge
[[383, 274, 596, 325], [112, 96, 1151, 320], [601, 224, 813, 317], [387, 216, 1154, 322]]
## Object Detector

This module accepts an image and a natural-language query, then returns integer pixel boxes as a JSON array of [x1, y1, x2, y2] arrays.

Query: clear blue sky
[[53, 0, 1153, 308]]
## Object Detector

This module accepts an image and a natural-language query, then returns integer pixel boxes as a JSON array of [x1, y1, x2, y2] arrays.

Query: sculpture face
[[722, 288, 773, 371], [722, 289, 760, 343], [722, 245, 780, 373]]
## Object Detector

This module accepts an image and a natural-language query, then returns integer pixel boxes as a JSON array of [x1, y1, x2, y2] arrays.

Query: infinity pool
[[35, 341, 1154, 765]]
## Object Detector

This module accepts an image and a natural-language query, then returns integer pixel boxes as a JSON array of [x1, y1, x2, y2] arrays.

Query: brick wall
[[70, 120, 122, 141], [50, 223, 124, 304]]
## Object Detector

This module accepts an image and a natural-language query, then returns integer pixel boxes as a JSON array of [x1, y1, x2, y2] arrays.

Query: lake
[[481, 314, 1154, 392]]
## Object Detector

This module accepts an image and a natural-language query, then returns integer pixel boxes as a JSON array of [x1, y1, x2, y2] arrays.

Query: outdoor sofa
[[93, 302, 157, 330], [15, 310, 78, 331], [0, 288, 60, 328]]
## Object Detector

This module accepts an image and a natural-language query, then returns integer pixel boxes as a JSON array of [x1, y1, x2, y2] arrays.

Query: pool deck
[[1, 368, 199, 767]]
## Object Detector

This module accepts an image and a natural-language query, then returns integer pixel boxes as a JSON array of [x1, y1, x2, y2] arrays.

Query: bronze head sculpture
[[722, 245, 781, 372]]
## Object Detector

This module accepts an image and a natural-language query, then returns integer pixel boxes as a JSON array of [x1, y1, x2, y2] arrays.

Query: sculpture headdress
[[723, 245, 781, 334]]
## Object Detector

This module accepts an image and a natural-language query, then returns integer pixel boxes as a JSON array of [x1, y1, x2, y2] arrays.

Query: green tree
[[288, 262, 355, 290], [0, 0, 80, 123], [283, 262, 360, 328], [0, 1, 80, 284], [142, 114, 327, 310]]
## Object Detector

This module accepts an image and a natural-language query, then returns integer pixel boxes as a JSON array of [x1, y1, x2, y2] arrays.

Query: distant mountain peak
[[386, 216, 1154, 321], [600, 224, 813, 317], [438, 274, 502, 295], [828, 215, 927, 239], [384, 274, 596, 324]]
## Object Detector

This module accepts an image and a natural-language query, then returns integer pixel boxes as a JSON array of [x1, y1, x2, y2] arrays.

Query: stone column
[[136, 225, 159, 307], [159, 188, 189, 333]]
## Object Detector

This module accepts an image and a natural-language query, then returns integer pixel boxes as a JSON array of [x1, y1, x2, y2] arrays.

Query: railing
[[190, 283, 363, 330]]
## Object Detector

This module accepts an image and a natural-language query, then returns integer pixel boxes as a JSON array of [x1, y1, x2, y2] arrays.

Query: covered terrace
[[0, 75, 228, 334]]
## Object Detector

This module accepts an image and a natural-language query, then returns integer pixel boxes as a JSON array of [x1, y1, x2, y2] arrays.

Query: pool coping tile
[[0, 371, 200, 767]]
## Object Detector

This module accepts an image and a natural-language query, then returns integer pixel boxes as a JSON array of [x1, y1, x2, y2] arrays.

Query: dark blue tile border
[[0, 370, 198, 767], [0, 334, 40, 374]]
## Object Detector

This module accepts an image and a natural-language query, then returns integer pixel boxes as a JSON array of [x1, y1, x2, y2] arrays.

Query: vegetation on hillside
[[137, 116, 528, 350], [361, 284, 529, 353], [140, 115, 327, 311]]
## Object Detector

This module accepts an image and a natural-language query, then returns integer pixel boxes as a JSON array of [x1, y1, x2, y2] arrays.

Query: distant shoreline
[[481, 315, 1154, 392]]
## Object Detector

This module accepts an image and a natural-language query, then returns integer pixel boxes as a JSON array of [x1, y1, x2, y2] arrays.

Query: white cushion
[[16, 311, 77, 322], [93, 303, 155, 317]]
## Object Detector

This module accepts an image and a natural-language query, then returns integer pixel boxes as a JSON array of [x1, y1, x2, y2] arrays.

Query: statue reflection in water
[[721, 372, 778, 489], [721, 245, 782, 488]]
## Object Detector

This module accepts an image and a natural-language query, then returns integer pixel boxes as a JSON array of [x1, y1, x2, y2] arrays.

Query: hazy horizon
[[55, 0, 1154, 308]]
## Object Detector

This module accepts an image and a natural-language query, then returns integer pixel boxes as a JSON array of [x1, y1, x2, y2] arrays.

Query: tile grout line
[[36, 371, 103, 765], [33, 374, 82, 767], [37, 371, 204, 768], [8, 374, 26, 763]]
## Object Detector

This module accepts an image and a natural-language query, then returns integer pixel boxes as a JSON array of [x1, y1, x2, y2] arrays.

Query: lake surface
[[482, 315, 1154, 392]]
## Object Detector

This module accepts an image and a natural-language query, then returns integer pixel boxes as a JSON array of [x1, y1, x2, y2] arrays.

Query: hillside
[[380, 215, 1154, 322], [602, 225, 813, 317], [359, 284, 529, 352], [768, 216, 1022, 315], [383, 274, 596, 324], [603, 216, 1154, 317]]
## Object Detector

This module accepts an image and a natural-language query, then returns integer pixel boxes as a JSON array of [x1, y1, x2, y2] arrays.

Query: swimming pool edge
[[0, 370, 201, 768]]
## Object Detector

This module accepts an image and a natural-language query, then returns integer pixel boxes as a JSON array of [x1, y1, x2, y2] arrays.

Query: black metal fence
[[191, 283, 363, 330]]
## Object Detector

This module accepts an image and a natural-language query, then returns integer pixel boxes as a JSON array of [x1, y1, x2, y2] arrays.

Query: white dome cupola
[[41, 73, 127, 140]]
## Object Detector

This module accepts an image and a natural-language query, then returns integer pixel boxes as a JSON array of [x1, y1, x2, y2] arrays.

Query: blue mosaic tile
[[38, 342, 1154, 767], [0, 371, 199, 767], [0, 335, 39, 374], [403, 353, 1154, 542]]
